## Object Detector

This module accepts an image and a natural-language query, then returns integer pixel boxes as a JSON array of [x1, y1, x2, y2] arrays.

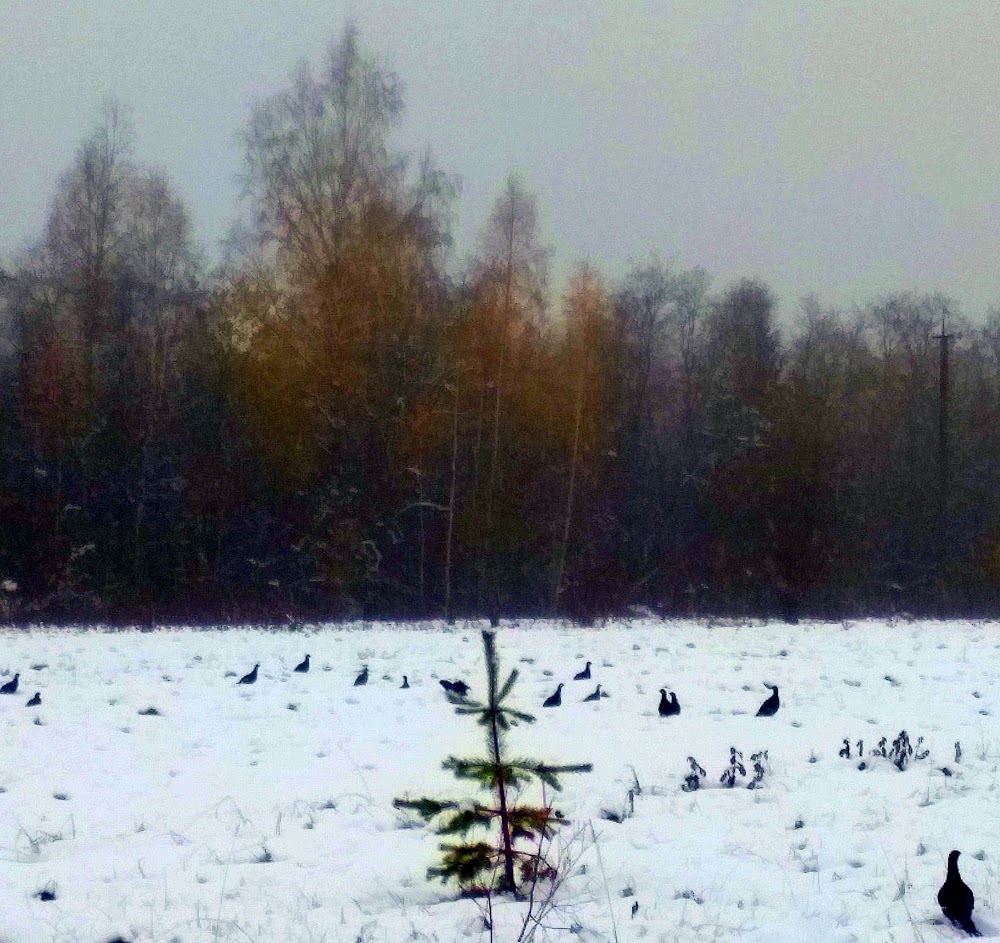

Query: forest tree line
[[2, 26, 1000, 624]]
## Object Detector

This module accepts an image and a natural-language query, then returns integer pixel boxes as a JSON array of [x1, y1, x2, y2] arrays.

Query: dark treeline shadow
[[2, 27, 999, 627]]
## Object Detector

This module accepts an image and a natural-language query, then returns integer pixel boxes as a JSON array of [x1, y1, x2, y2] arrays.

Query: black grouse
[[938, 850, 981, 936], [573, 662, 592, 681], [756, 684, 780, 717], [237, 664, 259, 685], [542, 683, 563, 707], [26, 692, 41, 707], [439, 679, 470, 697], [293, 654, 310, 673], [401, 676, 410, 689], [354, 666, 369, 686], [0, 673, 19, 695], [582, 684, 602, 703], [658, 689, 680, 717]]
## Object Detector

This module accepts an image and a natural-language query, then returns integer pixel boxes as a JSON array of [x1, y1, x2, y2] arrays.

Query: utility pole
[[933, 314, 956, 521]]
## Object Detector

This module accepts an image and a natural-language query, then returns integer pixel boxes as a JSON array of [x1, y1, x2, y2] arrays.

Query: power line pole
[[933, 314, 956, 521]]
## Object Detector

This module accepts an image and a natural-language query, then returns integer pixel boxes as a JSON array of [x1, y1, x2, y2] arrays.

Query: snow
[[1, 618, 998, 942]]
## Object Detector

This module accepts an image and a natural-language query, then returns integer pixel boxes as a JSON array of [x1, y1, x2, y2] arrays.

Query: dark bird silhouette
[[756, 684, 780, 717], [293, 654, 310, 673], [0, 673, 19, 695], [573, 662, 592, 681], [939, 850, 981, 936], [582, 684, 602, 703], [26, 692, 41, 707], [237, 664, 258, 685], [439, 679, 470, 697], [401, 676, 410, 689], [658, 689, 680, 717], [543, 683, 563, 707], [354, 666, 369, 686]]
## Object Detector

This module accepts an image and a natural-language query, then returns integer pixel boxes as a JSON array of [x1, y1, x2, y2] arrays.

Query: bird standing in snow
[[354, 666, 369, 686], [573, 662, 592, 681], [401, 676, 410, 689], [1, 673, 20, 694], [293, 654, 310, 673], [26, 692, 41, 707], [237, 664, 259, 685], [582, 684, 602, 703], [756, 684, 780, 717], [938, 850, 981, 936], [543, 684, 563, 707], [658, 689, 680, 717]]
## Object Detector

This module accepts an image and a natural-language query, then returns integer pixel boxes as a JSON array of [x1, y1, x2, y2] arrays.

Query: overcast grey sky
[[3, 1, 1000, 319]]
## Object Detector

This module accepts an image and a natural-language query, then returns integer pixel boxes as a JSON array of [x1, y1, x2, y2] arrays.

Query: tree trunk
[[552, 372, 584, 614], [483, 630, 517, 892], [444, 385, 459, 624]]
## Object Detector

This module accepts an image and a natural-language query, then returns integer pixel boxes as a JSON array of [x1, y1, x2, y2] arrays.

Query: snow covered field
[[1, 618, 999, 942]]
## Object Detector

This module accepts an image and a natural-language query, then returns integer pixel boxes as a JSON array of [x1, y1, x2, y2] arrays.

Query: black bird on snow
[[756, 684, 780, 717], [582, 684, 602, 703], [939, 850, 982, 936], [293, 654, 310, 673], [237, 664, 258, 685], [542, 683, 563, 707], [26, 692, 41, 707], [658, 689, 680, 717], [573, 662, 592, 681], [401, 676, 410, 689], [439, 679, 470, 697], [0, 673, 19, 695], [354, 666, 369, 686]]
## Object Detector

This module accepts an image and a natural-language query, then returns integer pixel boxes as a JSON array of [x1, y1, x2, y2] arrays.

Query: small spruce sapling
[[720, 748, 746, 788], [681, 757, 706, 792], [394, 631, 591, 894], [841, 732, 929, 771], [748, 750, 768, 789]]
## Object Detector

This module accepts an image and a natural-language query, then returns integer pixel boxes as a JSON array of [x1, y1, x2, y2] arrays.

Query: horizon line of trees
[[3, 24, 1000, 626]]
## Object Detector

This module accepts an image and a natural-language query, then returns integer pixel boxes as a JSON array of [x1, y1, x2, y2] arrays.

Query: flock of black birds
[[229, 654, 783, 722], [2, 651, 983, 936]]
